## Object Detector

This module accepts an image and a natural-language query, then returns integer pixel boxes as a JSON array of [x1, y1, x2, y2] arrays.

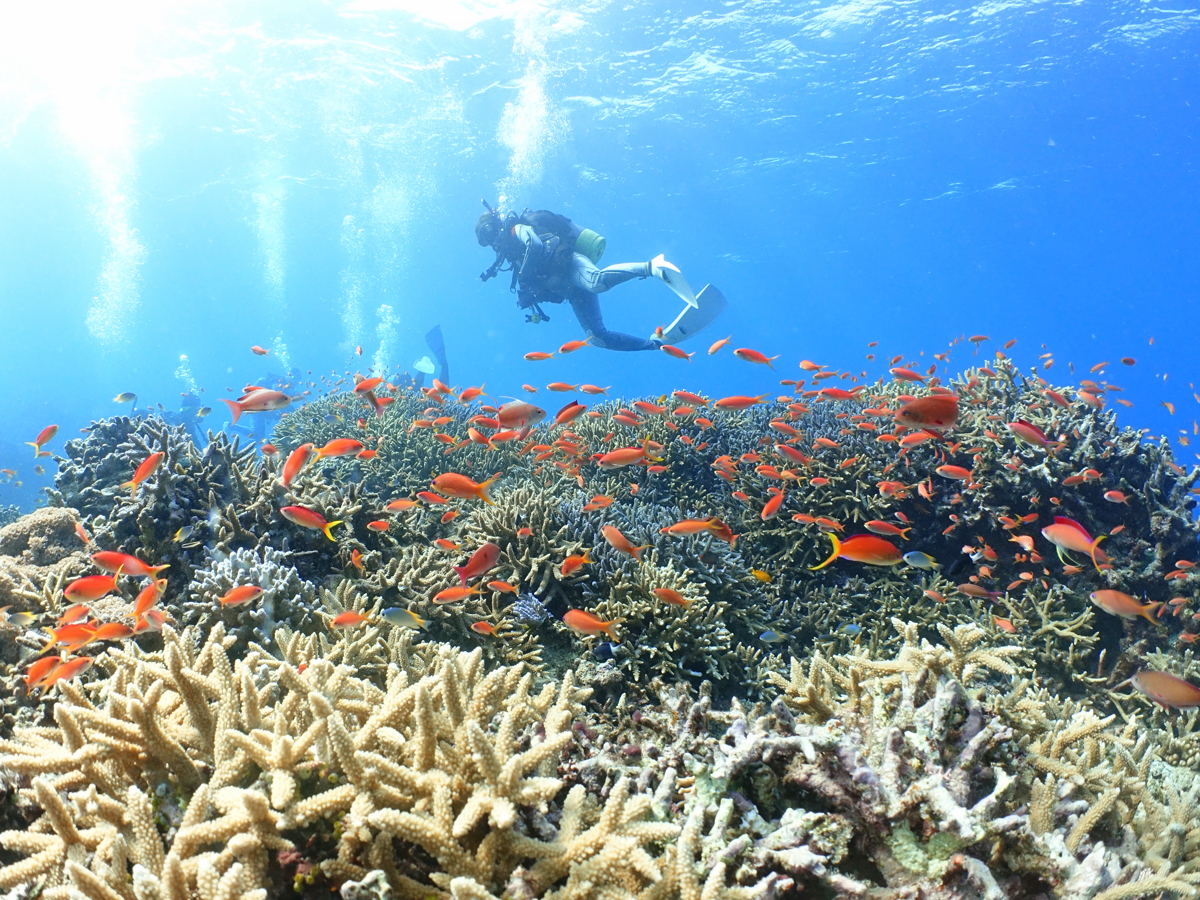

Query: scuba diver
[[476, 201, 724, 352]]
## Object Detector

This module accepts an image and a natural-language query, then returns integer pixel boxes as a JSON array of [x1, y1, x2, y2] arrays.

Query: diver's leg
[[425, 325, 449, 384], [569, 253, 651, 294], [568, 290, 657, 352]]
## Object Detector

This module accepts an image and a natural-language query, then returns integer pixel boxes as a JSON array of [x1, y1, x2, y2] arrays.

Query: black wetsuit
[[499, 216, 657, 352]]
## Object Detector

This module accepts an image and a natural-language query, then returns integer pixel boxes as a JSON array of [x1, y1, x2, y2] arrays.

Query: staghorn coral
[[183, 545, 322, 650], [0, 620, 725, 900]]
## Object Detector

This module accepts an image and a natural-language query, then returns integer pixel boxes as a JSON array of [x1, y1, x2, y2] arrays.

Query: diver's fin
[[659, 284, 727, 345], [651, 254, 697, 309], [424, 325, 445, 354]]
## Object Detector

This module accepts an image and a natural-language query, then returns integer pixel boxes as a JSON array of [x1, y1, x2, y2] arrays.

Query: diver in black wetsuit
[[475, 203, 687, 352]]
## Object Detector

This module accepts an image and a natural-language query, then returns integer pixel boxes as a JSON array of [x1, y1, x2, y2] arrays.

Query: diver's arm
[[511, 224, 545, 275]]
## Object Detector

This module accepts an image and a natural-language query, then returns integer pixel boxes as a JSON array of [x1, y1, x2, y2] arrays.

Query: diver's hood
[[414, 356, 436, 375]]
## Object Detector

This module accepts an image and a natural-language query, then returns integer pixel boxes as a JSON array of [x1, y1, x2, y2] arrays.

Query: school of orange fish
[[11, 332, 1200, 711]]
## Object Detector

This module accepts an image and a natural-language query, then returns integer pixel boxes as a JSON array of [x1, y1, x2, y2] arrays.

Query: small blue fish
[[759, 630, 788, 643], [592, 641, 617, 661], [903, 551, 942, 570]]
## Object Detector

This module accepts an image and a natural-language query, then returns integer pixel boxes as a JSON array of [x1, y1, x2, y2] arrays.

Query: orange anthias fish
[[431, 473, 498, 503], [714, 394, 768, 410], [894, 395, 958, 430], [219, 585, 264, 607], [251, 345, 270, 356], [1090, 590, 1160, 624], [602, 525, 648, 560], [91, 622, 135, 642], [563, 609, 624, 641], [433, 586, 482, 604], [810, 534, 904, 569], [91, 551, 168, 578], [1041, 516, 1108, 570], [708, 335, 732, 355], [488, 580, 518, 594], [25, 655, 62, 690], [734, 348, 779, 369], [562, 550, 592, 577], [597, 446, 647, 469], [37, 656, 94, 693], [280, 506, 343, 541], [1131, 670, 1200, 709], [651, 588, 691, 607], [221, 389, 290, 424], [314, 438, 365, 459], [27, 424, 58, 454], [132, 578, 167, 619], [64, 573, 122, 603], [583, 494, 614, 511], [386, 498, 419, 511], [121, 451, 165, 498], [555, 401, 586, 425], [328, 611, 369, 629], [1008, 419, 1054, 449], [524, 351, 555, 361], [560, 338, 591, 353], [497, 400, 547, 429], [281, 443, 316, 487], [661, 345, 695, 362], [470, 621, 502, 637], [454, 542, 501, 586], [864, 521, 911, 540]]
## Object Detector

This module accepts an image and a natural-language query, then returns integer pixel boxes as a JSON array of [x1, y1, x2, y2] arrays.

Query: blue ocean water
[[0, 0, 1197, 509]]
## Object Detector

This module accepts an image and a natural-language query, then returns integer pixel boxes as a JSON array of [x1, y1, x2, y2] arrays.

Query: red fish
[[734, 348, 778, 369], [470, 621, 501, 636], [331, 611, 369, 629], [497, 400, 546, 429], [810, 534, 903, 569], [524, 351, 555, 361], [889, 367, 925, 383], [221, 390, 290, 423], [602, 525, 648, 559], [280, 506, 343, 541], [562, 550, 592, 576], [864, 521, 911, 540], [1041, 516, 1108, 570], [661, 345, 695, 362], [314, 438, 365, 459], [122, 452, 164, 497], [894, 395, 958, 430], [132, 578, 166, 619], [38, 656, 94, 692], [64, 573, 122, 603], [488, 580, 517, 594], [366, 520, 390, 532], [91, 552, 168, 578], [1090, 590, 1160, 624], [1008, 420, 1053, 449], [555, 401, 586, 425], [651, 588, 691, 607], [219, 585, 264, 607], [1131, 670, 1200, 709], [761, 492, 785, 521], [560, 339, 590, 353], [26, 424, 58, 454], [708, 335, 732, 355], [714, 395, 768, 410], [280, 443, 315, 488], [431, 473, 498, 503], [935, 465, 973, 481], [580, 384, 610, 395], [433, 586, 482, 604], [251, 345, 270, 356], [454, 542, 501, 586], [563, 609, 624, 641]]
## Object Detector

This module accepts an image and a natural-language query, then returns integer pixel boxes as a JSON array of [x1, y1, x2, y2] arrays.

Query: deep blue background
[[0, 0, 1196, 507]]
